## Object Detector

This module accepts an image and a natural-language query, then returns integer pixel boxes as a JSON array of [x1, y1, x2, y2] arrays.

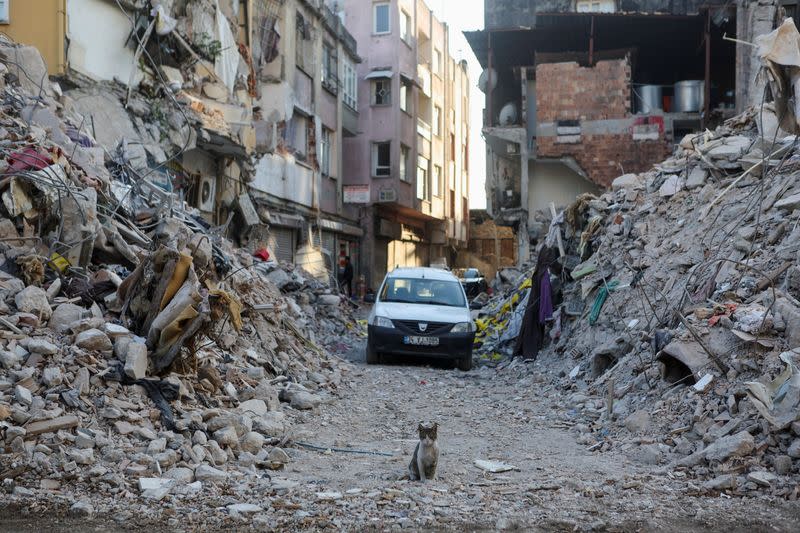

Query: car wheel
[[366, 342, 380, 365], [456, 352, 472, 371]]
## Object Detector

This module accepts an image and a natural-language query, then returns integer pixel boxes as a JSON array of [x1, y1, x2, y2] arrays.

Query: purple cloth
[[538, 269, 553, 324]]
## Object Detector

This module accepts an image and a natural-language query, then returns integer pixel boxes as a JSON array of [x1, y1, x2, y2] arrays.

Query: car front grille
[[393, 320, 453, 335]]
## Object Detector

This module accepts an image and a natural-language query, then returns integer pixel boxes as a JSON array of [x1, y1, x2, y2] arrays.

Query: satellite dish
[[478, 68, 497, 93], [498, 102, 518, 125]]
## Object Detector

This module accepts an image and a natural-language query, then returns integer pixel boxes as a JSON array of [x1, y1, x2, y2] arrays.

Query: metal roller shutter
[[268, 227, 296, 263]]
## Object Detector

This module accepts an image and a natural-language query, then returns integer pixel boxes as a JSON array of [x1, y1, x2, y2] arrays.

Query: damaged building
[[466, 0, 784, 265]]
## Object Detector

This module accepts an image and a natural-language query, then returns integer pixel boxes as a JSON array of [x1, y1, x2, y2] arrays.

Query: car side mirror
[[364, 294, 376, 303]]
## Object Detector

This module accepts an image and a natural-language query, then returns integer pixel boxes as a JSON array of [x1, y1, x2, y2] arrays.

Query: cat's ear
[[418, 422, 424, 431], [432, 422, 439, 431]]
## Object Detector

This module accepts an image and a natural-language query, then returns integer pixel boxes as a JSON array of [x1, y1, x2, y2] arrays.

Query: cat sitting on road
[[409, 422, 439, 482]]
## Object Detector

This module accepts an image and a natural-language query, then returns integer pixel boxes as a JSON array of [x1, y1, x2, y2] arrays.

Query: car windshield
[[379, 277, 466, 307]]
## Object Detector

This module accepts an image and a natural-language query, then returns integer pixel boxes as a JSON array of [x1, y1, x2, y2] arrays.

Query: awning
[[318, 218, 364, 237], [399, 72, 422, 88], [196, 129, 248, 159], [265, 211, 305, 229], [365, 69, 393, 79]]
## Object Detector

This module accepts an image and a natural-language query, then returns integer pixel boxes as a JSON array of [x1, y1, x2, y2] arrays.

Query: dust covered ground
[[3, 341, 799, 532]]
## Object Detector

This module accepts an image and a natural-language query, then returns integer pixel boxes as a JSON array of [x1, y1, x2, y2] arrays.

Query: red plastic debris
[[8, 147, 52, 173], [253, 248, 270, 262]]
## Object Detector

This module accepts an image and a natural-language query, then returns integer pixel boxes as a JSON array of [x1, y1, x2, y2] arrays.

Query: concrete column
[[736, 0, 777, 112]]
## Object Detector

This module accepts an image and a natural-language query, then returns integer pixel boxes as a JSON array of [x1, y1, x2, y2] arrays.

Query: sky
[[428, 0, 486, 209]]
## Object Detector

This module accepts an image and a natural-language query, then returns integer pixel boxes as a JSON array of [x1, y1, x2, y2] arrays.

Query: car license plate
[[403, 336, 439, 346]]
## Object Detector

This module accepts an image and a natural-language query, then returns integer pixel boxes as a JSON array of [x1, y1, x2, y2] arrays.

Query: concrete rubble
[[473, 81, 800, 498], [0, 30, 364, 517]]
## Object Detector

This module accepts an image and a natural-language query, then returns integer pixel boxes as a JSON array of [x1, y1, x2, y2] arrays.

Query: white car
[[366, 267, 475, 371]]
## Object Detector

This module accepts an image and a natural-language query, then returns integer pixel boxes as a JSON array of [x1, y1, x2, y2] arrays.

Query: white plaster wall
[[67, 0, 143, 85], [528, 161, 601, 214], [252, 154, 314, 208]]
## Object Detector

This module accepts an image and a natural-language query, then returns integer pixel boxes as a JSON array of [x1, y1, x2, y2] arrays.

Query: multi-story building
[[335, 0, 471, 290], [465, 0, 777, 265], [250, 0, 365, 278]]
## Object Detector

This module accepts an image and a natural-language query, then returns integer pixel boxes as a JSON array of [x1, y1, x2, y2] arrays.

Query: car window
[[464, 269, 480, 279], [379, 277, 466, 307]]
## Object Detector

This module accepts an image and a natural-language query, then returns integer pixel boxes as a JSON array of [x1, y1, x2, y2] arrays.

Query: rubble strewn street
[[3, 0, 800, 531]]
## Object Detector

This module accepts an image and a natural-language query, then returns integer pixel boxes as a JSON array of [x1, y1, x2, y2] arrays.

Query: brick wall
[[535, 57, 671, 187], [536, 58, 631, 122], [537, 135, 670, 188]]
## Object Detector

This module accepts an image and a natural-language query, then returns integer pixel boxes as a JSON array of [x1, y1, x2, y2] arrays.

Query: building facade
[[337, 0, 470, 290], [466, 0, 778, 265]]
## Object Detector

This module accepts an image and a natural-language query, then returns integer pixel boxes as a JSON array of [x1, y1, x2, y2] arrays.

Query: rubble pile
[[475, 27, 800, 493], [0, 34, 360, 509]]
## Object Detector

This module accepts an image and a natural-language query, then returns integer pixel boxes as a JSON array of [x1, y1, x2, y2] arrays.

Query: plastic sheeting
[[215, 3, 239, 94]]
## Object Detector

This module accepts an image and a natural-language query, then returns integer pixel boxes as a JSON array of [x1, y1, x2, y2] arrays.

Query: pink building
[[336, 0, 471, 289]]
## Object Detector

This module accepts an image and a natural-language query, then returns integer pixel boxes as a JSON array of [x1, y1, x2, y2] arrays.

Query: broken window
[[285, 112, 309, 159], [372, 79, 391, 105], [372, 142, 391, 177], [374, 3, 390, 34], [322, 41, 338, 93], [343, 57, 358, 110], [296, 12, 313, 73]]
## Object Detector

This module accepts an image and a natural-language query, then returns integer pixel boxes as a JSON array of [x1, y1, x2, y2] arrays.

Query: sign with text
[[343, 184, 370, 204]]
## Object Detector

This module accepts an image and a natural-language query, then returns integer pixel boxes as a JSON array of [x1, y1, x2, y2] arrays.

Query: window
[[285, 112, 309, 159], [372, 142, 391, 177], [296, 12, 312, 73], [400, 80, 411, 113], [433, 106, 442, 136], [322, 42, 338, 92], [433, 48, 442, 76], [433, 165, 442, 197], [449, 133, 455, 161], [373, 3, 390, 34], [400, 10, 411, 43], [416, 157, 429, 200], [320, 128, 332, 176], [400, 145, 410, 182], [372, 78, 391, 105], [343, 58, 358, 110]]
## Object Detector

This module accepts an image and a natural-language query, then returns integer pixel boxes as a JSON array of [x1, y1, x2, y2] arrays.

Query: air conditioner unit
[[197, 175, 216, 212]]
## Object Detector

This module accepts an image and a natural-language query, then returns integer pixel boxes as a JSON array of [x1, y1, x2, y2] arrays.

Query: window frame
[[372, 141, 391, 178], [320, 127, 333, 177], [433, 164, 442, 198], [373, 2, 391, 35], [400, 9, 411, 44], [372, 78, 392, 106], [400, 144, 410, 182], [400, 80, 411, 114], [416, 156, 429, 200], [433, 105, 442, 136], [343, 57, 358, 110], [322, 41, 339, 94], [433, 48, 442, 77]]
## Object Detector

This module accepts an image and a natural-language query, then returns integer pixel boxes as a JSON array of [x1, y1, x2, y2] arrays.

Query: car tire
[[366, 342, 380, 365], [456, 352, 472, 371]]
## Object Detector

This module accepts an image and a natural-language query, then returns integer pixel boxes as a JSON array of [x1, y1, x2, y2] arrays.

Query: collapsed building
[[466, 0, 784, 265]]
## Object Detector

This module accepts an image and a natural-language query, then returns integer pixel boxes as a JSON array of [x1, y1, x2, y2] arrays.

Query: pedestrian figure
[[340, 256, 354, 297], [513, 246, 561, 360]]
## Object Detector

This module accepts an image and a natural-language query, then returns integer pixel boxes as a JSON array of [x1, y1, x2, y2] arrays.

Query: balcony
[[417, 118, 432, 140]]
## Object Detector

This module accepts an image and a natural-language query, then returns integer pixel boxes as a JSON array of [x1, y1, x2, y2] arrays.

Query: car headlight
[[373, 316, 395, 328], [451, 322, 475, 333]]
